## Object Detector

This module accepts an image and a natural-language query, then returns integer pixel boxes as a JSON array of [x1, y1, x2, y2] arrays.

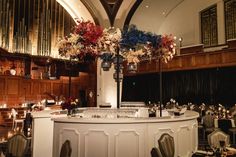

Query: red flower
[[74, 20, 103, 45]]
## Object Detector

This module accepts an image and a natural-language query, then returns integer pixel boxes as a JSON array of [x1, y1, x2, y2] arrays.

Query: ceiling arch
[[56, 0, 94, 22], [58, 0, 185, 30]]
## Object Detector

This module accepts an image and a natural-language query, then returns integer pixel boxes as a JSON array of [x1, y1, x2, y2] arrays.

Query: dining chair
[[202, 113, 218, 140], [60, 140, 72, 157], [150, 147, 160, 157], [6, 133, 28, 157], [217, 119, 232, 134], [207, 130, 230, 150], [11, 109, 24, 131], [158, 133, 175, 157], [228, 127, 236, 145]]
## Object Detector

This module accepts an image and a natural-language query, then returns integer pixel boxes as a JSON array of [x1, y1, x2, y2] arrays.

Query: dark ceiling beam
[[80, 0, 100, 25], [123, 0, 143, 29], [100, 0, 123, 27]]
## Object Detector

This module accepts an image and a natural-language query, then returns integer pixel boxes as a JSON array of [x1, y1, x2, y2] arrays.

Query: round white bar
[[53, 110, 199, 157]]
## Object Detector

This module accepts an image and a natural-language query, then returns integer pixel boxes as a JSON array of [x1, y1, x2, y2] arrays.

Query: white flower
[[98, 28, 121, 54]]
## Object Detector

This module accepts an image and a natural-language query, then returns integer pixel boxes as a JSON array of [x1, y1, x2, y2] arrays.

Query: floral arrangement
[[98, 27, 121, 56], [122, 49, 144, 64], [120, 25, 176, 65], [153, 34, 176, 63], [120, 25, 160, 49], [58, 20, 103, 61], [58, 21, 176, 67], [61, 97, 79, 111]]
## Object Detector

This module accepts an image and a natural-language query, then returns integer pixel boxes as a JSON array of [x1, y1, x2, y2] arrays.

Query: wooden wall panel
[[52, 82, 62, 96], [71, 83, 79, 98], [146, 60, 157, 73], [6, 78, 19, 95], [62, 83, 69, 98], [0, 74, 94, 107], [0, 77, 6, 95], [181, 56, 193, 68], [137, 62, 147, 72], [208, 53, 222, 65], [167, 57, 182, 70], [194, 54, 207, 67], [40, 82, 52, 95], [32, 81, 41, 95], [223, 52, 236, 63], [21, 80, 32, 97]]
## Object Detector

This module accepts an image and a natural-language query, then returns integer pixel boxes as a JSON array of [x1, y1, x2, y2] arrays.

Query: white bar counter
[[52, 110, 199, 157], [31, 109, 67, 157]]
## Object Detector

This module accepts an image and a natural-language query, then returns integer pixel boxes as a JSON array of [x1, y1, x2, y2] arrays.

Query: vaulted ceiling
[[57, 0, 184, 30]]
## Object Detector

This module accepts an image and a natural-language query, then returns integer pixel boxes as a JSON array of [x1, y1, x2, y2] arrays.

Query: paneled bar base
[[52, 110, 199, 157]]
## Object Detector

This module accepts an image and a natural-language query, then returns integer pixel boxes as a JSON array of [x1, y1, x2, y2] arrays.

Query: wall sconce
[[179, 37, 183, 47]]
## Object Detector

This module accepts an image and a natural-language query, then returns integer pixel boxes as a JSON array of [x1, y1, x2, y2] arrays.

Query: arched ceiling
[[59, 0, 184, 31]]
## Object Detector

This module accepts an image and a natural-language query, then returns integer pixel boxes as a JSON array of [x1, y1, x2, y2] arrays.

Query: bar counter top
[[52, 110, 199, 124]]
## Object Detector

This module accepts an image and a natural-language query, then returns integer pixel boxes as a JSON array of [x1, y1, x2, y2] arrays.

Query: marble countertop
[[52, 110, 199, 124]]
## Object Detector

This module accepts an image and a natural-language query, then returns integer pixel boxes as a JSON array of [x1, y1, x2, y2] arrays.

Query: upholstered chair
[[150, 147, 160, 157], [158, 133, 175, 157], [60, 140, 72, 157], [207, 130, 230, 149], [6, 133, 28, 157], [202, 113, 218, 140]]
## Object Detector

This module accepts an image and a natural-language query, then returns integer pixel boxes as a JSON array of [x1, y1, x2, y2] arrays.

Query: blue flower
[[120, 25, 161, 49]]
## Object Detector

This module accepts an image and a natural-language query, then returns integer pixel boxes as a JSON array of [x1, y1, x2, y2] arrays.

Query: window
[[201, 5, 218, 47], [225, 0, 236, 40]]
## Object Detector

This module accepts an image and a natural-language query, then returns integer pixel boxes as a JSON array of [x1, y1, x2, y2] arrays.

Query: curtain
[[122, 66, 236, 107]]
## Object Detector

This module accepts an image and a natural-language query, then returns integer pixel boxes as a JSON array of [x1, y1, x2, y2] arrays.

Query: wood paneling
[[194, 54, 206, 67], [124, 48, 236, 75], [40, 82, 52, 95], [21, 80, 32, 97], [32, 81, 41, 95], [0, 77, 5, 94], [0, 74, 95, 107], [52, 82, 62, 96], [208, 53, 222, 65], [6, 78, 20, 95]]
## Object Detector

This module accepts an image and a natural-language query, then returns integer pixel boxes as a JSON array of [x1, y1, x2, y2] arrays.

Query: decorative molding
[[114, 130, 140, 157], [59, 128, 80, 157], [123, 0, 143, 28], [192, 123, 198, 152], [84, 129, 109, 157], [153, 128, 174, 146], [176, 125, 191, 157], [100, 0, 123, 26]]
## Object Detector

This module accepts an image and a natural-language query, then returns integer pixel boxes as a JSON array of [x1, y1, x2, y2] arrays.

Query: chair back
[[60, 140, 72, 157], [218, 119, 232, 133], [207, 130, 230, 149], [202, 114, 214, 128], [6, 133, 28, 157], [150, 147, 160, 157], [158, 133, 175, 157], [11, 109, 18, 120]]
